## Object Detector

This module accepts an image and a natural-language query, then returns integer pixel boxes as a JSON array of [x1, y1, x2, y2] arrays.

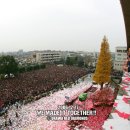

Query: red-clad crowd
[[0, 65, 86, 109]]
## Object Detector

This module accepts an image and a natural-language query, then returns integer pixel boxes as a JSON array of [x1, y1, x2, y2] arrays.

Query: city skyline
[[0, 0, 126, 52]]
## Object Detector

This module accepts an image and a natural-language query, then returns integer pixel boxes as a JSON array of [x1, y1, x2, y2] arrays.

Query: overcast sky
[[0, 0, 126, 52]]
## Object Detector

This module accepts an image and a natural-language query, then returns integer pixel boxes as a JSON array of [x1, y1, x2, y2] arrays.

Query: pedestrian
[[16, 112, 18, 118], [4, 121, 7, 127], [9, 118, 12, 126]]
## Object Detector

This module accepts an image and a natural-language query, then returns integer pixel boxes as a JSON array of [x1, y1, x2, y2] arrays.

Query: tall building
[[114, 46, 127, 71]]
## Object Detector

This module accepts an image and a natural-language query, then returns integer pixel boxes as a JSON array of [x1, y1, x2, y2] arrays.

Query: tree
[[77, 56, 84, 67], [93, 36, 112, 90], [0, 55, 18, 76], [18, 66, 25, 73], [59, 58, 65, 64], [65, 57, 73, 65], [84, 55, 93, 67], [39, 63, 46, 69], [65, 56, 78, 66]]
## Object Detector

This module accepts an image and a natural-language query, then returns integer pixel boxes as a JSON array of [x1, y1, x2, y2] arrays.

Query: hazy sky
[[0, 0, 126, 52]]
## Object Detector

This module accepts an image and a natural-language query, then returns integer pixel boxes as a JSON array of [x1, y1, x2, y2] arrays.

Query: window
[[117, 50, 122, 52], [123, 50, 127, 53]]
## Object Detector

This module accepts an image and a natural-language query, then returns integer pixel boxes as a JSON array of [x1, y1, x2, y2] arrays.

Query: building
[[114, 46, 127, 71], [83, 52, 99, 67], [60, 51, 79, 61], [35, 51, 61, 63]]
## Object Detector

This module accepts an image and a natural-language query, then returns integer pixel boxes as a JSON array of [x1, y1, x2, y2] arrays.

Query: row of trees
[[64, 55, 95, 68], [0, 55, 46, 78], [65, 56, 84, 67], [18, 64, 46, 73]]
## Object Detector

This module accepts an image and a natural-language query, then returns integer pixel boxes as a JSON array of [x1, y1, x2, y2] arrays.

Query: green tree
[[65, 56, 78, 66], [18, 66, 26, 73], [65, 57, 73, 65], [60, 58, 65, 64], [85, 64, 88, 68], [93, 36, 112, 90], [77, 56, 84, 67], [0, 55, 18, 76], [40, 63, 46, 69]]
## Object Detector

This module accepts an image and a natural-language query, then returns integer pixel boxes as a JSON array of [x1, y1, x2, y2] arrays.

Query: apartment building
[[114, 46, 127, 71], [35, 51, 61, 63]]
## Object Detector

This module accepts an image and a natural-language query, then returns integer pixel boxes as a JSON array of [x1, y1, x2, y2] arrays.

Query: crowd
[[0, 71, 90, 130], [0, 65, 87, 112]]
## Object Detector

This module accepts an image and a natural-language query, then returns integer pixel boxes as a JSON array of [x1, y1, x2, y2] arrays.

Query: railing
[[111, 76, 122, 99]]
